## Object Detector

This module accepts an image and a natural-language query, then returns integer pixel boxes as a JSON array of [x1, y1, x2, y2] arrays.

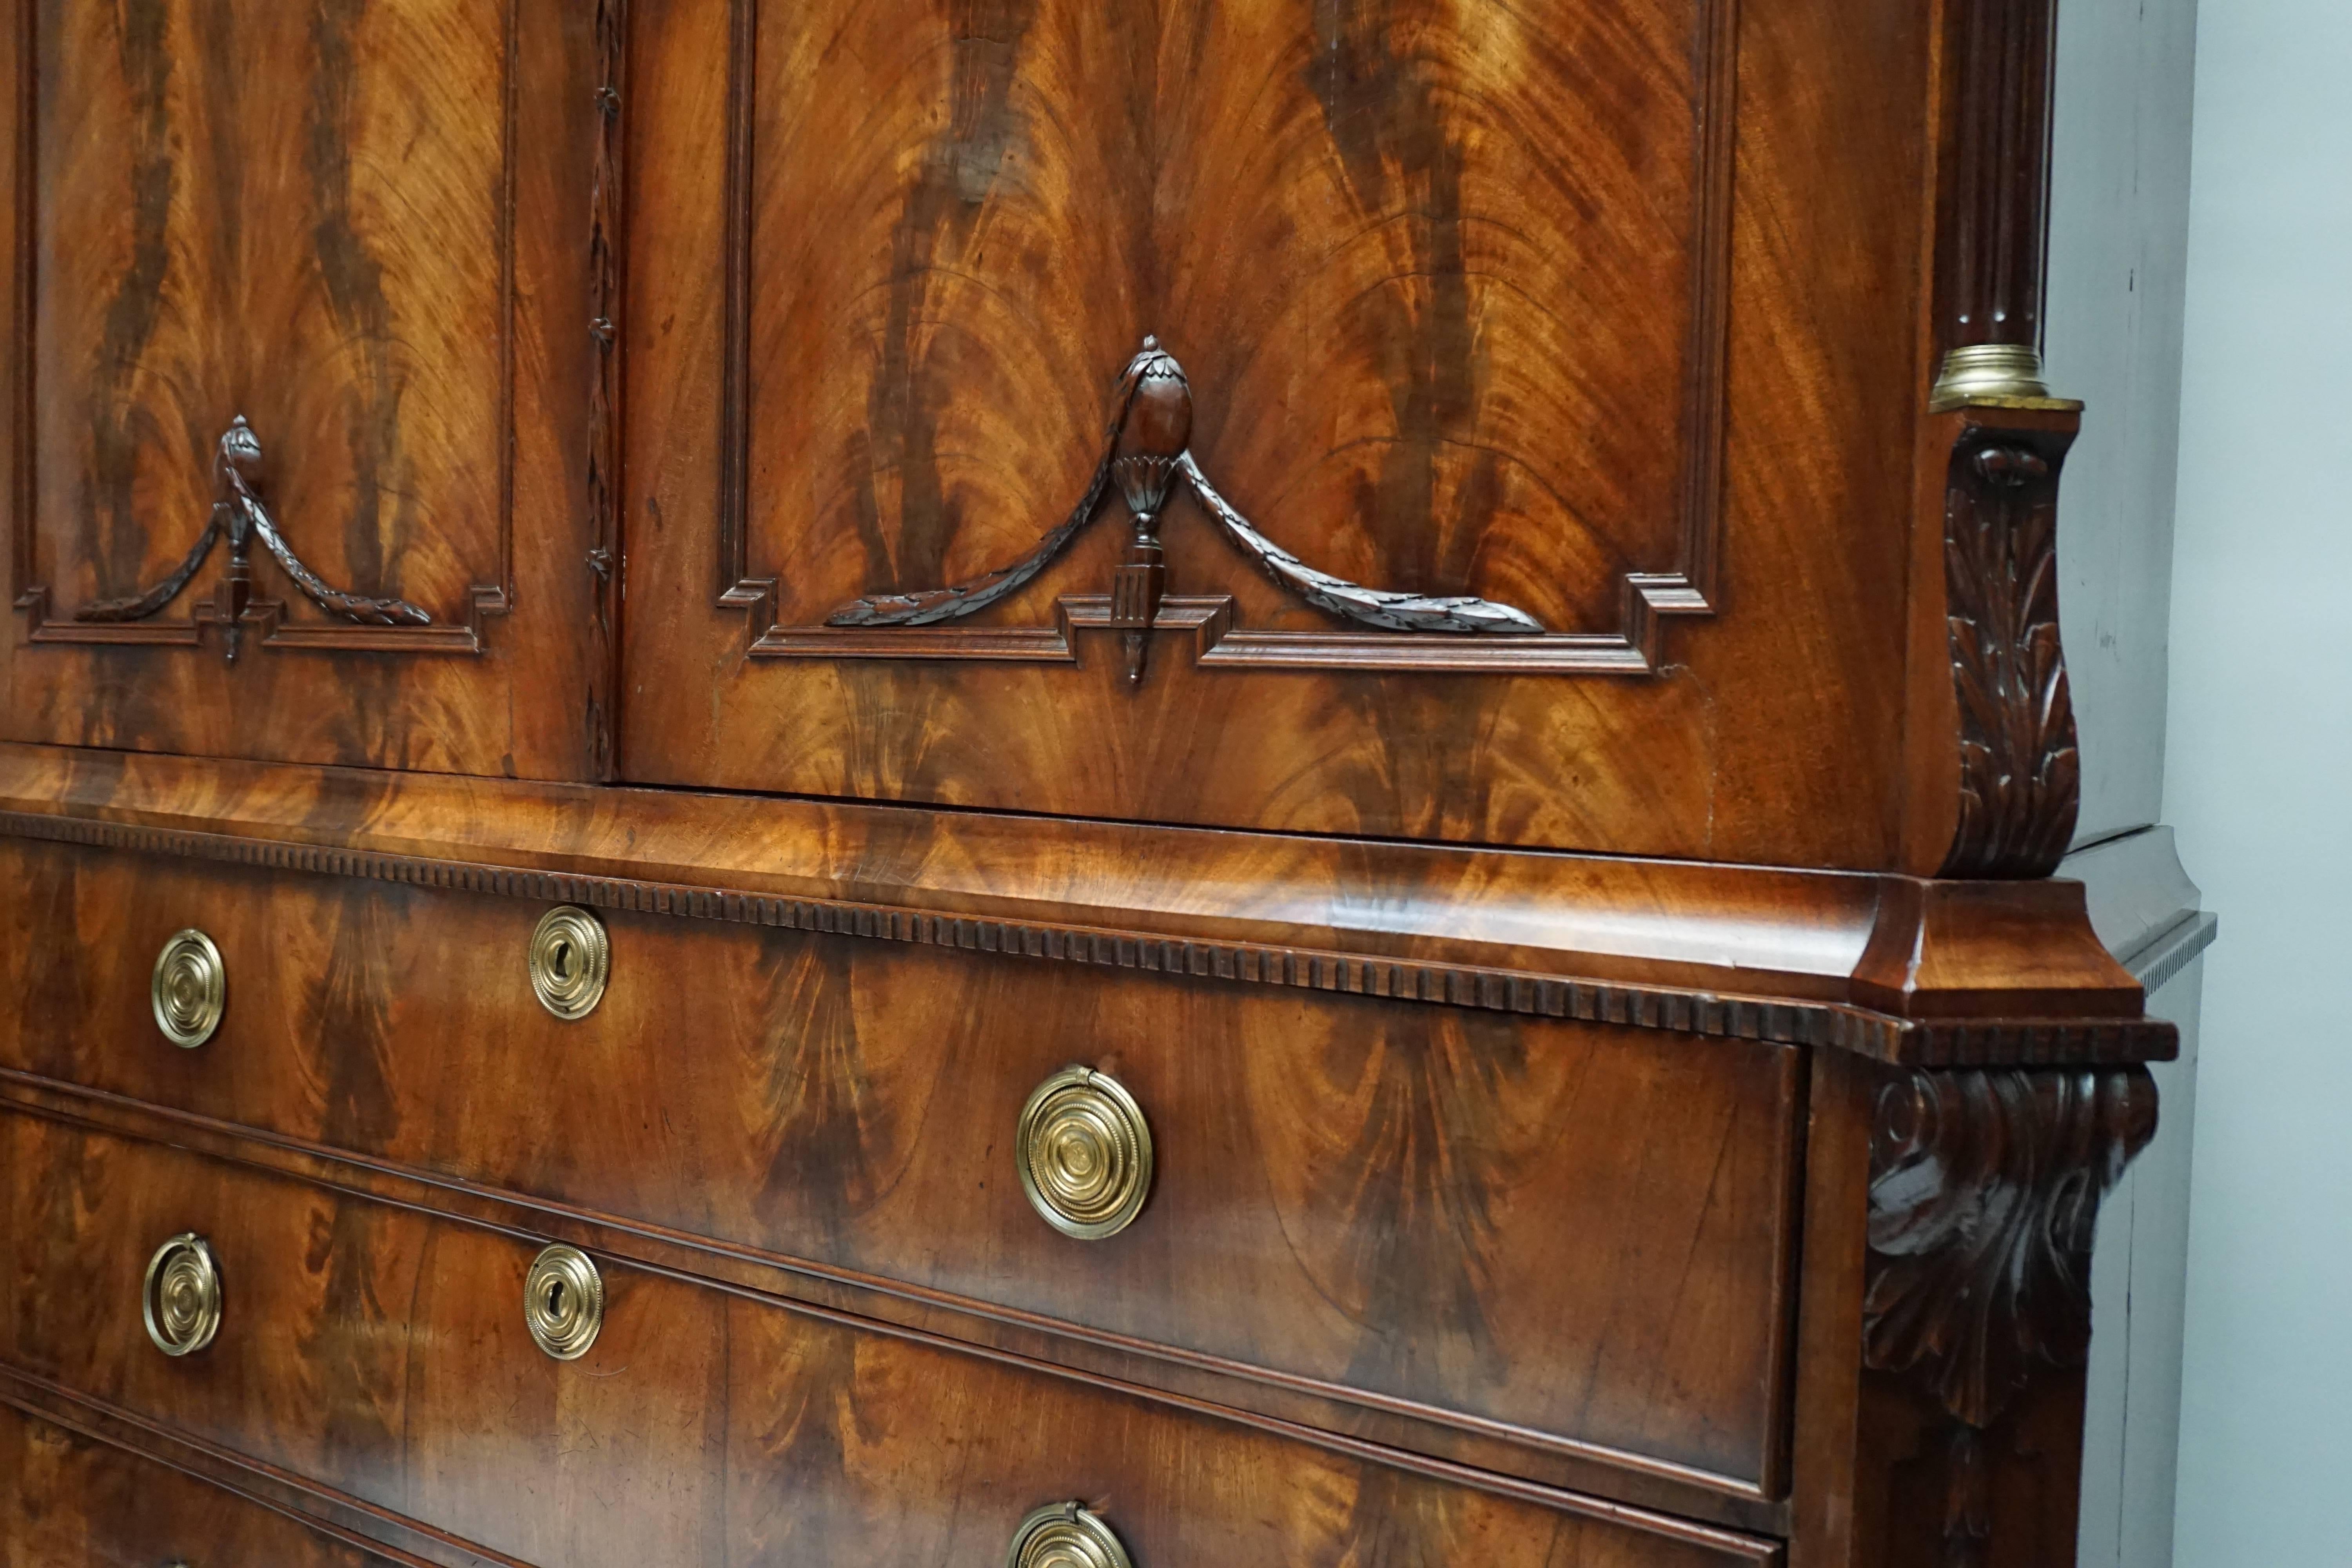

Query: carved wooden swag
[[1865, 1067, 2156, 1568], [74, 417, 432, 661], [826, 337, 1546, 684]]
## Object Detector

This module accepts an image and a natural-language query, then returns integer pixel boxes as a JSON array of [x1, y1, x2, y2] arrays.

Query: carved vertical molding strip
[[7, 0, 33, 613], [1930, 0, 2062, 406], [1864, 1067, 2157, 1567], [1937, 427, 2079, 877], [586, 0, 629, 777]]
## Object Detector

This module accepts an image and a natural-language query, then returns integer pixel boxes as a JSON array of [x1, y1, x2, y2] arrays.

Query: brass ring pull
[[1007, 1503, 1134, 1568], [151, 929, 226, 1049], [142, 1234, 223, 1357], [528, 906, 610, 1020], [524, 1244, 605, 1360], [1016, 1067, 1153, 1241]]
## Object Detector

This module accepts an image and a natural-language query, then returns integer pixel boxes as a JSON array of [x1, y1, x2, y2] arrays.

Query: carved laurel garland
[[74, 417, 432, 661], [1864, 1067, 2157, 1566], [825, 336, 1545, 681], [1938, 432, 2081, 878]]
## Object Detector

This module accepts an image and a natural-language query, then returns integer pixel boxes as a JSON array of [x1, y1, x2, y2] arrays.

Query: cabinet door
[[620, 0, 1926, 861], [1, 0, 613, 779]]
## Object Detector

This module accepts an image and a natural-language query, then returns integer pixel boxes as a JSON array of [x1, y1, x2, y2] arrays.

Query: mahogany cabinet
[[0, 1, 2192, 1566]]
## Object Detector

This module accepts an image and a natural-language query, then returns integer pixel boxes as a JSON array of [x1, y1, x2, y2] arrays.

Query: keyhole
[[546, 1279, 566, 1317], [550, 940, 573, 982]]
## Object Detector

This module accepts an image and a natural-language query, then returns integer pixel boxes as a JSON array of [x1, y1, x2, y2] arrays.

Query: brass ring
[[1006, 1502, 1133, 1568], [1016, 1067, 1154, 1241], [142, 1233, 222, 1357], [150, 929, 225, 1049], [524, 1244, 605, 1360], [528, 906, 610, 1020]]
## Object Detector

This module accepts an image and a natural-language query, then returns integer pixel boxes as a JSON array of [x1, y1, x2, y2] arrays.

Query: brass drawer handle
[[529, 906, 610, 1020], [151, 929, 225, 1049], [524, 1244, 605, 1360], [142, 1234, 222, 1357], [1007, 1502, 1133, 1568], [1016, 1067, 1153, 1241]]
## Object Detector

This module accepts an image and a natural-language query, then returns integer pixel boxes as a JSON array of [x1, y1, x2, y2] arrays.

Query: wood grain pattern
[[1, 0, 604, 777], [620, 0, 1929, 860], [740, 0, 1726, 646], [1786, 1052, 2154, 1568], [1934, 0, 2060, 361], [0, 835, 1803, 1500], [1860, 1067, 2155, 1568], [0, 1372, 523, 1568], [0, 742, 2180, 1068], [0, 1110, 1778, 1567], [0, 1401, 418, 1568]]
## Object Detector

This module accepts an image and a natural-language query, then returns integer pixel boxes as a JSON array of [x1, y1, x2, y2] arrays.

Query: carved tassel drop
[[1106, 338, 1192, 685]]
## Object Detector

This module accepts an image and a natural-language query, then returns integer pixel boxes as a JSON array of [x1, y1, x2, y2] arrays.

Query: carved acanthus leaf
[[1940, 435, 2080, 877], [1863, 1067, 2156, 1430]]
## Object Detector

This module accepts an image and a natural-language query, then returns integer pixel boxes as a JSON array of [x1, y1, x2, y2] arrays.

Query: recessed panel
[[3, 0, 603, 777], [745, 0, 1723, 643], [621, 0, 1929, 860]]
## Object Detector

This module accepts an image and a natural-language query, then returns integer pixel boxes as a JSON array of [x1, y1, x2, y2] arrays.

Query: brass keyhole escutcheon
[[142, 1233, 223, 1357], [528, 906, 610, 1020], [1016, 1067, 1154, 1241], [150, 929, 226, 1049], [524, 1244, 604, 1360], [1006, 1502, 1133, 1568]]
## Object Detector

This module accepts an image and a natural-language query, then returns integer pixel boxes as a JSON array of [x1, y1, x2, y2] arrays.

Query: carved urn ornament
[[826, 335, 1546, 683], [74, 417, 432, 661]]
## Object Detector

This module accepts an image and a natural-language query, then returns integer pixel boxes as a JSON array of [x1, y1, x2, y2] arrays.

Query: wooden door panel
[[623, 0, 1927, 862], [2, 0, 608, 778], [746, 0, 1721, 645]]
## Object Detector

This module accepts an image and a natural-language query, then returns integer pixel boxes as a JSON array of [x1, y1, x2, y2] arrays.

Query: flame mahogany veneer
[[0, 0, 2168, 1564]]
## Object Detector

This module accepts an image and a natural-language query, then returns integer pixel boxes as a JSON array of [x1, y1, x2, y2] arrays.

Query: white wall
[[2043, 0, 2205, 1556], [2164, 0, 2352, 1561], [2048, 0, 2198, 847]]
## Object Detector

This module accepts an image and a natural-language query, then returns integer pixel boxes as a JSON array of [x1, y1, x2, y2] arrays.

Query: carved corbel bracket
[[69, 417, 435, 662], [1936, 420, 2081, 878], [1864, 1066, 2157, 1566]]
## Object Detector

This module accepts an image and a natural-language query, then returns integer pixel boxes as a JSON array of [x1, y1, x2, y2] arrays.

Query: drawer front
[[0, 1112, 1769, 1568], [0, 1404, 400, 1568], [0, 838, 1800, 1492]]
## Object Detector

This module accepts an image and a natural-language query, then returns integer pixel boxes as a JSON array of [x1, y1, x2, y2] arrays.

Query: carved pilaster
[[1937, 423, 2080, 878], [586, 0, 628, 777], [1930, 0, 2062, 406], [1864, 1067, 2157, 1568]]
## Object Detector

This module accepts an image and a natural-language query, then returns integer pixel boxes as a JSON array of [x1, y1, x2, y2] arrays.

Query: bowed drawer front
[[0, 1111, 1776, 1568], [0, 835, 1802, 1505]]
